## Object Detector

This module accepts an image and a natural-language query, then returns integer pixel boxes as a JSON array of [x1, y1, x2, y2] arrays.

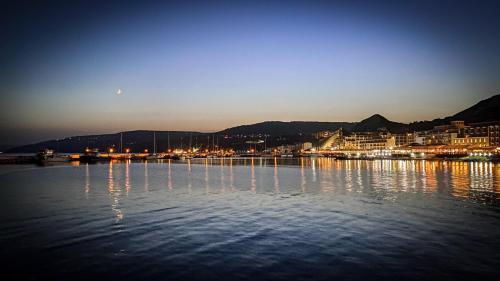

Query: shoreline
[[0, 154, 498, 165]]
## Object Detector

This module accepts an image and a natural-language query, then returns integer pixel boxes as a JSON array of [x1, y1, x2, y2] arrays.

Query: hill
[[6, 131, 205, 153], [409, 94, 500, 131], [218, 121, 355, 136], [351, 114, 408, 133]]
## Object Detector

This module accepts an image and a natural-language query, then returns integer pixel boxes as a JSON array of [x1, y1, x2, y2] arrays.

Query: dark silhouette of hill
[[5, 131, 205, 153], [218, 121, 355, 136], [351, 114, 408, 133], [408, 94, 500, 131]]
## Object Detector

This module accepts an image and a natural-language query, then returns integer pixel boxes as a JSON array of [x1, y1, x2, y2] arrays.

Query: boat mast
[[167, 132, 170, 152], [120, 132, 123, 153], [189, 132, 192, 152], [153, 131, 156, 155]]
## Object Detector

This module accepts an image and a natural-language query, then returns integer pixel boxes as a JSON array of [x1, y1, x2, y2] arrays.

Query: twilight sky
[[1, 0, 499, 145]]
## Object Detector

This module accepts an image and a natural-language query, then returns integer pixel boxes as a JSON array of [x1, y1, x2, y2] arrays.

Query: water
[[0, 158, 499, 280]]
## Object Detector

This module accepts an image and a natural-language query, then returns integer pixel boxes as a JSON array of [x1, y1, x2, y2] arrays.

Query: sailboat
[[146, 131, 162, 160]]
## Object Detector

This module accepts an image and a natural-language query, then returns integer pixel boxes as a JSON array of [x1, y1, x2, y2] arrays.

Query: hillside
[[351, 114, 408, 133], [409, 94, 500, 131], [218, 121, 355, 136], [6, 131, 206, 153]]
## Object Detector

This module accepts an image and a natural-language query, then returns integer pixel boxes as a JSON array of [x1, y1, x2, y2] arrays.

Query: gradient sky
[[1, 0, 500, 144]]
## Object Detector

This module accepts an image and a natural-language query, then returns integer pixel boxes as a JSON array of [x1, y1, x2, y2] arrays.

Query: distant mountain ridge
[[5, 94, 499, 153], [408, 94, 500, 131], [6, 131, 205, 154], [219, 121, 355, 136]]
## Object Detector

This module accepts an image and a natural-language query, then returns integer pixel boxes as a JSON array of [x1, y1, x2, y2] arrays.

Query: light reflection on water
[[85, 158, 500, 224], [140, 158, 500, 203], [1, 158, 500, 280]]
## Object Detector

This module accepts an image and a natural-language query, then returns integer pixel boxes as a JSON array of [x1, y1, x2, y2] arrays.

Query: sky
[[1, 0, 500, 145]]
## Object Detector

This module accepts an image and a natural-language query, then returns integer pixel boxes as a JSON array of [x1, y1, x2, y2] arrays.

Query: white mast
[[167, 132, 170, 152], [153, 131, 156, 155]]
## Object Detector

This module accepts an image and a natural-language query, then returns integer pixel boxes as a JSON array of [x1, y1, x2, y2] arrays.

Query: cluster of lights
[[373, 150, 392, 157], [469, 152, 493, 157]]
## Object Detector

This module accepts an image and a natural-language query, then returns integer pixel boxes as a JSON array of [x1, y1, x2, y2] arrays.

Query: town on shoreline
[[1, 119, 499, 164]]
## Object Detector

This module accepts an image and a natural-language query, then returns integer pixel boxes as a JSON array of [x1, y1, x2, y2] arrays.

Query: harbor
[[1, 148, 498, 165]]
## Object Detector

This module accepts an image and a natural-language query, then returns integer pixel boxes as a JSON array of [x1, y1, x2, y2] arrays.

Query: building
[[417, 120, 464, 145], [314, 130, 339, 139], [452, 121, 500, 147], [319, 128, 343, 149], [302, 142, 313, 150], [453, 136, 489, 147], [393, 133, 414, 147], [342, 132, 395, 150], [276, 145, 297, 154]]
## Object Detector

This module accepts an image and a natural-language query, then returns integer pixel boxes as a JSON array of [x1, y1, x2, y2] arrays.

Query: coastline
[[1, 154, 497, 165]]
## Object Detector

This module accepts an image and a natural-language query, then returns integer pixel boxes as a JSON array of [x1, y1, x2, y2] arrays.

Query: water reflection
[[5, 159, 500, 281], [84, 163, 90, 198], [108, 162, 123, 222], [187, 159, 192, 193], [250, 158, 256, 193], [220, 159, 226, 193], [184, 158, 499, 203], [125, 160, 131, 194], [86, 158, 499, 205], [300, 158, 306, 193], [144, 161, 149, 192], [204, 159, 209, 194], [229, 159, 234, 191], [167, 160, 172, 190]]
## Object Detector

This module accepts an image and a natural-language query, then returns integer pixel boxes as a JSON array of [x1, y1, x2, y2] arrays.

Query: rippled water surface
[[1, 158, 499, 280]]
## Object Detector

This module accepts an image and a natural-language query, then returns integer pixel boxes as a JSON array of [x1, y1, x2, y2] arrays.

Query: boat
[[36, 149, 68, 163], [171, 154, 186, 160], [79, 148, 100, 163], [145, 131, 163, 160], [334, 154, 348, 160]]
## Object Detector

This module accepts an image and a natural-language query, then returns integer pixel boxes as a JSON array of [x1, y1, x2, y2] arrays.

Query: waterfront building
[[453, 136, 489, 147], [276, 145, 297, 154], [342, 132, 395, 150], [462, 121, 500, 146], [413, 135, 426, 145], [302, 142, 313, 150], [424, 120, 466, 145], [393, 133, 414, 147], [318, 128, 343, 149], [427, 132, 458, 145]]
